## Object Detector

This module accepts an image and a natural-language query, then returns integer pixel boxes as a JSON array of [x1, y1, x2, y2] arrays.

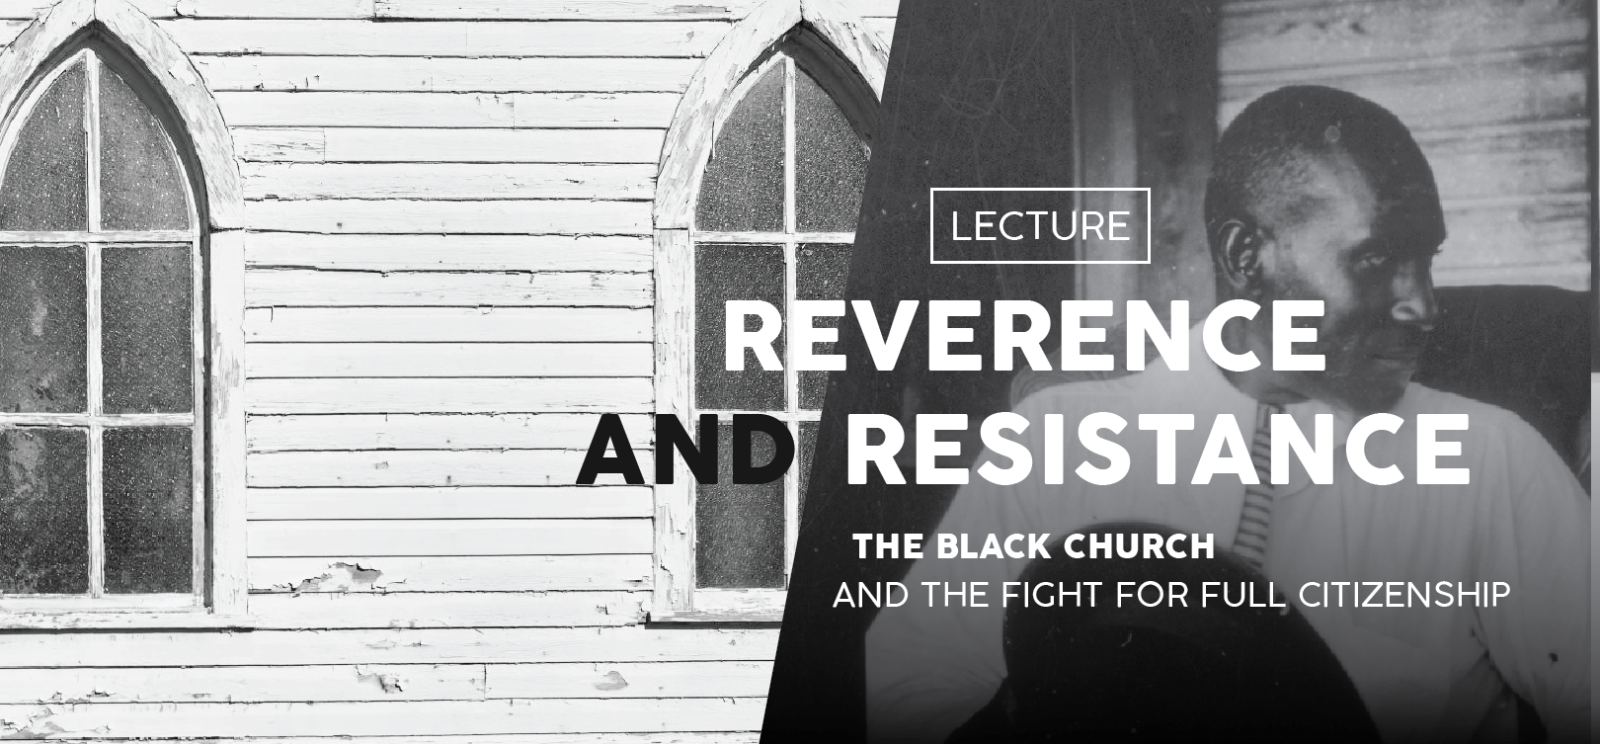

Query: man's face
[[1258, 153, 1446, 415]]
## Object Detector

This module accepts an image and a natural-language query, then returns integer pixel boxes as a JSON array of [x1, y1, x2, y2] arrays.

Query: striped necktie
[[1232, 402, 1283, 572]]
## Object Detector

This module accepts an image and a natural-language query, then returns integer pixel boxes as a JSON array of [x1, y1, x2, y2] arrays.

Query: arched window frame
[[653, 0, 888, 621], [0, 0, 245, 627]]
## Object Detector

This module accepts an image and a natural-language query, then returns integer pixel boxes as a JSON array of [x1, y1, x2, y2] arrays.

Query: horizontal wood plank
[[247, 269, 650, 307], [197, 56, 697, 93], [232, 128, 665, 164], [250, 555, 651, 593], [247, 343, 652, 378], [218, 91, 679, 128], [247, 414, 651, 451], [0, 661, 772, 704], [0, 664, 483, 705], [243, 307, 652, 342], [247, 591, 649, 628], [375, 0, 900, 20], [1219, 0, 1588, 73], [247, 519, 653, 557], [247, 486, 651, 520], [0, 0, 376, 18], [248, 449, 652, 486], [0, 626, 779, 667], [244, 200, 651, 235], [0, 699, 765, 738], [67, 736, 756, 744], [245, 378, 653, 414], [246, 233, 652, 273], [163, 19, 726, 57], [1220, 48, 1588, 132], [488, 661, 772, 699], [244, 163, 655, 201]]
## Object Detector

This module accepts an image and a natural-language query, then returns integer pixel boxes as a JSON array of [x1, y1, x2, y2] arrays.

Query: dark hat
[[949, 523, 1380, 744]]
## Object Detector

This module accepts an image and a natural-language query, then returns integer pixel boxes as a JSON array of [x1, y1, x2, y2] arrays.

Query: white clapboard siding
[[243, 307, 652, 343], [0, 699, 765, 738], [217, 92, 680, 128], [233, 129, 667, 164], [196, 56, 699, 93], [247, 414, 652, 452], [162, 20, 726, 57], [247, 487, 651, 520], [248, 343, 652, 378], [244, 200, 652, 235], [245, 378, 653, 415], [1219, 0, 1587, 72], [374, 0, 900, 20], [244, 163, 655, 201], [249, 555, 651, 593], [246, 234, 652, 273], [0, 664, 486, 704], [247, 591, 649, 629], [247, 520, 652, 557], [487, 661, 773, 699], [0, 627, 780, 668], [74, 737, 756, 744], [246, 270, 650, 308], [0, 662, 770, 705], [248, 449, 652, 487], [0, 0, 373, 18]]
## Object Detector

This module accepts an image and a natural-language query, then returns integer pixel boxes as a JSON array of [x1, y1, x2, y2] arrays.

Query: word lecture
[[575, 300, 1472, 487]]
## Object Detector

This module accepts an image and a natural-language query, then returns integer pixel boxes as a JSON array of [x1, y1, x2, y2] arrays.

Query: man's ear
[[1216, 219, 1264, 296]]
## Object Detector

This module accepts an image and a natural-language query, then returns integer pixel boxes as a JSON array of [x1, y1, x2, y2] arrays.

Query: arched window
[[692, 42, 870, 590], [653, 3, 888, 619], [0, 41, 205, 606]]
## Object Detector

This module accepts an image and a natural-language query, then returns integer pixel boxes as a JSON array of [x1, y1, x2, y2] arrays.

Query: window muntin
[[691, 48, 869, 592], [0, 45, 202, 608]]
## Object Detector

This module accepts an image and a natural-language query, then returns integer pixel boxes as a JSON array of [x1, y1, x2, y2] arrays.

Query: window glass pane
[[103, 427, 193, 594], [696, 63, 784, 232], [98, 62, 190, 231], [795, 65, 869, 232], [797, 243, 851, 410], [696, 244, 785, 410], [798, 420, 817, 521], [0, 59, 87, 231], [0, 427, 88, 594], [0, 245, 87, 413], [696, 422, 785, 588], [103, 245, 193, 413]]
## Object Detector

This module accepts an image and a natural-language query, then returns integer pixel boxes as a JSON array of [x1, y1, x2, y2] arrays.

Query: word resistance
[[849, 411, 1471, 487]]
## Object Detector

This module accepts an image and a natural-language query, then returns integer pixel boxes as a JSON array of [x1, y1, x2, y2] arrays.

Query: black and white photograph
[[0, 0, 1587, 742]]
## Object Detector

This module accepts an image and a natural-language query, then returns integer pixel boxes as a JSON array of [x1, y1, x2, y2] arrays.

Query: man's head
[[1205, 86, 1446, 415]]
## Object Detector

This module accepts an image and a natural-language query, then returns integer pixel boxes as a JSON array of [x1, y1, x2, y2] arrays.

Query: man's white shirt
[[865, 326, 1590, 743]]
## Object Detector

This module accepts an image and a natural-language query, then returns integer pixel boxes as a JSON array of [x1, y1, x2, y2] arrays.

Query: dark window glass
[[797, 243, 852, 410], [696, 423, 785, 588], [798, 421, 818, 520], [103, 245, 193, 413], [98, 64, 190, 231], [795, 66, 869, 232], [0, 245, 87, 413], [0, 427, 88, 594], [103, 427, 192, 594], [696, 64, 785, 232], [696, 244, 786, 410], [0, 60, 87, 231]]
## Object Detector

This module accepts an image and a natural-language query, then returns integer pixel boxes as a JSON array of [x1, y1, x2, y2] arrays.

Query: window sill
[[648, 587, 787, 625], [648, 609, 783, 626], [0, 610, 254, 632]]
